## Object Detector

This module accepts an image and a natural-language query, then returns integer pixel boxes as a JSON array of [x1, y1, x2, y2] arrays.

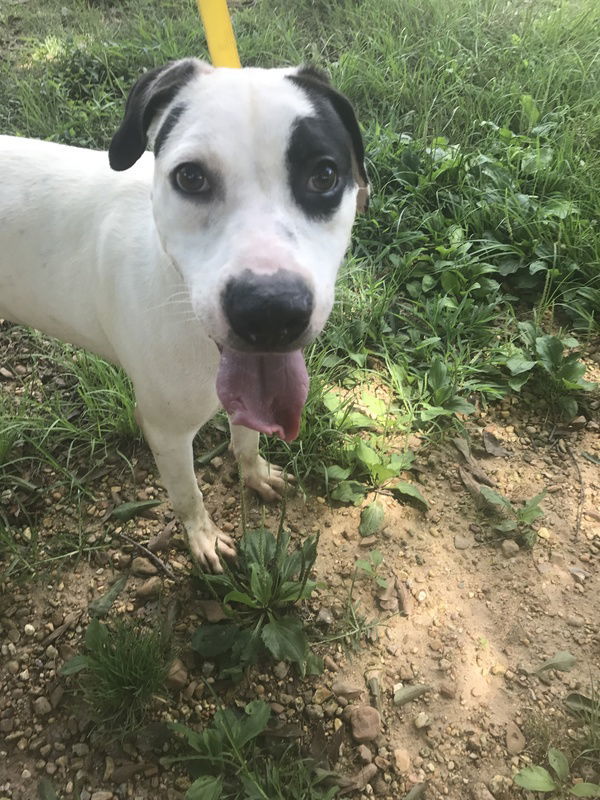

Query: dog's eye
[[307, 161, 338, 193], [174, 163, 208, 194]]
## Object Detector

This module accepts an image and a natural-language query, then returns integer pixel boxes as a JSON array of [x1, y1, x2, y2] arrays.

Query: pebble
[[501, 540, 520, 558], [439, 680, 457, 699], [166, 658, 188, 690], [131, 556, 158, 576], [471, 783, 497, 800], [135, 576, 162, 599], [332, 680, 364, 701], [306, 704, 325, 720], [313, 687, 332, 704], [33, 697, 52, 716], [354, 763, 378, 789], [414, 712, 431, 729], [357, 744, 373, 763], [273, 661, 289, 680], [91, 792, 114, 800], [505, 722, 526, 754], [24, 624, 35, 637], [393, 748, 410, 773], [349, 705, 381, 742], [453, 534, 472, 550]]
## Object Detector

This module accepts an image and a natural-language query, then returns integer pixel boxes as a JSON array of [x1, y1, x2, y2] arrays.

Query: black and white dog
[[0, 60, 368, 570]]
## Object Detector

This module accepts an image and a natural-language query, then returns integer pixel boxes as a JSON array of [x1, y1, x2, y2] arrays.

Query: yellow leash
[[196, 0, 241, 68]]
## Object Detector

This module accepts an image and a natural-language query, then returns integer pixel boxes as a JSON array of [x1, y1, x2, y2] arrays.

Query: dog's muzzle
[[222, 269, 313, 351]]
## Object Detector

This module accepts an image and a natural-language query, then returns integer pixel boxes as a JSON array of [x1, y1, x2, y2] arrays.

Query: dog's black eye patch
[[286, 115, 352, 220], [154, 103, 186, 157]]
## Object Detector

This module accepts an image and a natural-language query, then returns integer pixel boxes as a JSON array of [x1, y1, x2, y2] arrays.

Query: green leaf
[[110, 499, 161, 521], [548, 748, 570, 782], [564, 692, 596, 717], [479, 486, 513, 511], [354, 440, 380, 470], [359, 502, 385, 537], [191, 623, 240, 657], [506, 354, 537, 375], [237, 700, 271, 746], [535, 650, 577, 674], [330, 480, 367, 505], [37, 779, 59, 800], [445, 396, 476, 415], [570, 783, 600, 797], [223, 590, 260, 608], [249, 563, 273, 606], [389, 481, 429, 510], [536, 336, 564, 373], [261, 616, 308, 664], [239, 528, 277, 568], [514, 766, 557, 792], [428, 357, 448, 391], [89, 574, 128, 618], [186, 775, 223, 800], [326, 464, 352, 481], [59, 654, 89, 676], [84, 617, 108, 651], [520, 93, 540, 127]]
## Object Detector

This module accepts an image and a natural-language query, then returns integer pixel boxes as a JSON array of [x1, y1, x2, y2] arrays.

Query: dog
[[0, 59, 368, 570]]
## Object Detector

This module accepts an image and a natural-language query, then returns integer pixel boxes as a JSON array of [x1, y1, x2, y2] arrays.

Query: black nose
[[222, 269, 313, 350]]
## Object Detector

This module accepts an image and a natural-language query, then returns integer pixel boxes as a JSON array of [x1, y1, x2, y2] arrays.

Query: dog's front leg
[[229, 423, 293, 502], [140, 416, 235, 571]]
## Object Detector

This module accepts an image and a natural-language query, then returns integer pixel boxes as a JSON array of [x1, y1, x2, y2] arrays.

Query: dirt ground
[[1, 335, 599, 800]]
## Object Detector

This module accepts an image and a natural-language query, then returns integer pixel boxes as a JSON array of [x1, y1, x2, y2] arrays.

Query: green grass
[[61, 616, 171, 736], [1, 0, 599, 568]]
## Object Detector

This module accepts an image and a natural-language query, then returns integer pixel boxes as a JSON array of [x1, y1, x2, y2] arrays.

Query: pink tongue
[[216, 347, 309, 442]]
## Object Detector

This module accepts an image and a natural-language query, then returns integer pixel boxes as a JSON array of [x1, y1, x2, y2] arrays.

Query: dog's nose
[[222, 269, 313, 350]]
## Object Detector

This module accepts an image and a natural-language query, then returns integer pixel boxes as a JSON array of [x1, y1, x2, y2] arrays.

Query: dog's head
[[109, 59, 368, 440]]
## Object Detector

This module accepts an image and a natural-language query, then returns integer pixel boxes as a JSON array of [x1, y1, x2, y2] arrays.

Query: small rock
[[354, 762, 378, 789], [349, 705, 381, 743], [471, 783, 497, 800], [166, 658, 188, 690], [24, 624, 35, 637], [566, 614, 585, 628], [570, 415, 587, 429], [135, 576, 162, 599], [90, 792, 114, 800], [313, 687, 332, 704], [501, 540, 520, 558], [72, 743, 90, 757], [357, 744, 373, 763], [273, 661, 289, 680], [489, 775, 513, 795], [33, 697, 52, 716], [131, 557, 158, 576], [306, 704, 324, 720], [506, 722, 526, 755], [414, 712, 431, 729], [332, 680, 364, 701], [316, 607, 334, 626], [439, 680, 457, 699], [453, 534, 472, 550], [393, 748, 410, 773]]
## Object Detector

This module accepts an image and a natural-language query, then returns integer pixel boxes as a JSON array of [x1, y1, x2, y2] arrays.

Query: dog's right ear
[[109, 59, 200, 171]]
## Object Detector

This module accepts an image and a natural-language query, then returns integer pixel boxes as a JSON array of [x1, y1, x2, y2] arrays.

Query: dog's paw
[[243, 456, 294, 502], [187, 519, 236, 573]]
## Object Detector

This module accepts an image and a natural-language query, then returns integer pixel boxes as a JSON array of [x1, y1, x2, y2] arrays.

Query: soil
[[1, 326, 599, 800]]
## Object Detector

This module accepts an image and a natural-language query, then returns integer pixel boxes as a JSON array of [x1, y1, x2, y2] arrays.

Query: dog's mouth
[[216, 346, 308, 442]]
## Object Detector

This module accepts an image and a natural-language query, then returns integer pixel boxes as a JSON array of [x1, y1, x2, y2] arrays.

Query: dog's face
[[109, 59, 367, 353], [109, 59, 368, 440]]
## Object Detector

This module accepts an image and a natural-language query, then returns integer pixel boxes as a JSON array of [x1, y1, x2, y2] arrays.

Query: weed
[[163, 699, 339, 800], [514, 748, 600, 797], [61, 616, 170, 735], [192, 523, 320, 680], [480, 486, 547, 547]]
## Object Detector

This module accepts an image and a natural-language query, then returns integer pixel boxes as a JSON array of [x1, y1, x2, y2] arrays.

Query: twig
[[118, 531, 177, 579], [566, 445, 584, 539]]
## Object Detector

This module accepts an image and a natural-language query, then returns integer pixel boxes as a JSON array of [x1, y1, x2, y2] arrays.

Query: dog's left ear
[[290, 66, 370, 213], [109, 59, 202, 171]]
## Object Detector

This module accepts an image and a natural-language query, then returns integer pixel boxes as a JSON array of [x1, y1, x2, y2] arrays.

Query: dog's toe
[[189, 525, 236, 573], [244, 457, 294, 502]]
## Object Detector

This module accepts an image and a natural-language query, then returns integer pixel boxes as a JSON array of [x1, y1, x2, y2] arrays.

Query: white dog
[[0, 59, 367, 570]]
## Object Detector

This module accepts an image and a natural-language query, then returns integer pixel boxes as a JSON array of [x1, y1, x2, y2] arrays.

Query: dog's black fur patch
[[288, 68, 368, 213], [154, 103, 187, 157], [109, 60, 197, 171]]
